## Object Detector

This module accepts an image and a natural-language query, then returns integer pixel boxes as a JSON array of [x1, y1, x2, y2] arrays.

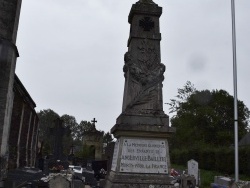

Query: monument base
[[116, 112, 170, 127], [105, 122, 175, 188], [105, 171, 175, 188]]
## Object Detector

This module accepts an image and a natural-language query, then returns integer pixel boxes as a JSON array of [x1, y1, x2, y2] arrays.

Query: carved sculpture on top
[[123, 39, 165, 115], [120, 0, 166, 118]]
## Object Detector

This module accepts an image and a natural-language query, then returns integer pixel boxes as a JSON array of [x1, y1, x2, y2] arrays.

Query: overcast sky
[[15, 0, 250, 133]]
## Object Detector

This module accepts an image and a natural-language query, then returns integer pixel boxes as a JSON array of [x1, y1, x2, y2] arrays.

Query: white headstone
[[188, 159, 199, 186]]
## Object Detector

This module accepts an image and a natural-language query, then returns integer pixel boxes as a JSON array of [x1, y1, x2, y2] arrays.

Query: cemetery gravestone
[[187, 159, 199, 186]]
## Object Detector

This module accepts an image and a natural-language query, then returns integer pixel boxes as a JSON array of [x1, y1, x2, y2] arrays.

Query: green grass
[[171, 164, 250, 188]]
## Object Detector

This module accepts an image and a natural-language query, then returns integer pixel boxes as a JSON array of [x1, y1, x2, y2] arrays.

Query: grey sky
[[16, 0, 250, 133]]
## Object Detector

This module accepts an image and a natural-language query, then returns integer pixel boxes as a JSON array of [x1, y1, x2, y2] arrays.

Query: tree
[[167, 81, 196, 114], [38, 110, 79, 155], [79, 120, 95, 132], [168, 82, 250, 149], [61, 114, 78, 140], [60, 114, 78, 154], [103, 132, 114, 144], [37, 109, 60, 154], [74, 121, 95, 142]]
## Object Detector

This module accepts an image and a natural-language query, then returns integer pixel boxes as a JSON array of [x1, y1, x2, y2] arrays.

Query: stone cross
[[91, 118, 97, 126]]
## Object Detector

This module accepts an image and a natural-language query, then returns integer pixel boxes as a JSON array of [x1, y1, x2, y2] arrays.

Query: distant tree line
[[37, 109, 113, 158], [168, 81, 250, 174]]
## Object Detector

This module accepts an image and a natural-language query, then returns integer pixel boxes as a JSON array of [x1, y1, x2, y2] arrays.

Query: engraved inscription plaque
[[120, 139, 168, 173]]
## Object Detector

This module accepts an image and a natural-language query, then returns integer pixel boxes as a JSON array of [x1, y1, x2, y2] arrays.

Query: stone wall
[[0, 0, 22, 43], [8, 75, 39, 169], [0, 0, 22, 181]]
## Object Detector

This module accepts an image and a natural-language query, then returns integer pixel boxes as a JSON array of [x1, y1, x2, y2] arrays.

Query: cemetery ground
[[172, 164, 250, 188]]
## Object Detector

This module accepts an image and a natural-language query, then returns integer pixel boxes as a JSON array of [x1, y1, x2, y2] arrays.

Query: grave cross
[[91, 118, 97, 125]]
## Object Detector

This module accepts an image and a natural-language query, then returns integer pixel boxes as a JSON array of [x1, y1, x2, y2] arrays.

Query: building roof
[[14, 74, 36, 109]]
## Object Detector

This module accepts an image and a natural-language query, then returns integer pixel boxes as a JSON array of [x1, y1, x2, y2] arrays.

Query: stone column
[[8, 88, 23, 169], [117, 0, 168, 127], [0, 0, 22, 181], [32, 121, 39, 167], [29, 114, 38, 166], [16, 102, 24, 168], [26, 111, 33, 165], [105, 1, 175, 187], [19, 104, 30, 167]]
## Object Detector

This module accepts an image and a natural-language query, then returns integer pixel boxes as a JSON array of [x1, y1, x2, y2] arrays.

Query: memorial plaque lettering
[[111, 140, 120, 171], [119, 139, 168, 173]]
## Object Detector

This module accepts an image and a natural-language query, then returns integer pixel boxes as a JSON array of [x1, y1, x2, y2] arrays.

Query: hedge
[[170, 147, 250, 176]]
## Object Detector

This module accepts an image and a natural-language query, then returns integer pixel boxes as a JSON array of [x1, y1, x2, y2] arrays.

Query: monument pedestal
[[105, 120, 175, 188], [106, 171, 175, 188]]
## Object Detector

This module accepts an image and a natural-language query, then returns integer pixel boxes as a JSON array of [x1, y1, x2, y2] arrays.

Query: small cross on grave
[[91, 118, 97, 126]]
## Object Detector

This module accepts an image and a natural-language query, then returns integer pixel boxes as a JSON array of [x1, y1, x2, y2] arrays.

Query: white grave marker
[[188, 159, 199, 185]]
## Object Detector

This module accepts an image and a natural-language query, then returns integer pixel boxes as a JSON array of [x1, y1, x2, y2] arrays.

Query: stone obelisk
[[105, 0, 175, 187]]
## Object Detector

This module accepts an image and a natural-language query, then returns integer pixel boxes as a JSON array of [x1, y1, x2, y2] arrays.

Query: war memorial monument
[[105, 0, 176, 187]]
